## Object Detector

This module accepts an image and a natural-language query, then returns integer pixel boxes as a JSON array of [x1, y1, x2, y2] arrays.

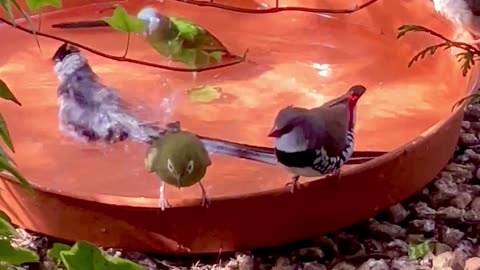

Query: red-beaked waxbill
[[268, 85, 366, 193], [432, 0, 480, 44]]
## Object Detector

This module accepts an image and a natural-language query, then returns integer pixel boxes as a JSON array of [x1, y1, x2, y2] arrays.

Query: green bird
[[136, 6, 238, 69], [144, 123, 212, 211], [50, 6, 239, 69]]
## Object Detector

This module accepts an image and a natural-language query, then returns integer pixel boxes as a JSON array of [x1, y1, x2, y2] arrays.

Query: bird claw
[[199, 182, 210, 208], [330, 170, 342, 186], [159, 197, 171, 211], [285, 175, 300, 193], [159, 182, 171, 211], [201, 194, 211, 208]]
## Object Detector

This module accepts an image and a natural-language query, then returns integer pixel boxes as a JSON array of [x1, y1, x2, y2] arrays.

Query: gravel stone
[[460, 133, 479, 146], [450, 192, 473, 209], [387, 204, 410, 223]]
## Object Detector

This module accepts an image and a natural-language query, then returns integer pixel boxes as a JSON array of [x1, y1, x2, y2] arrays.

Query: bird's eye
[[185, 160, 195, 174], [167, 158, 175, 174]]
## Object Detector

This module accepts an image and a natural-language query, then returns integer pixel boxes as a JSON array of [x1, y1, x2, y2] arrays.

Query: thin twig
[[174, 0, 379, 14], [398, 25, 480, 110], [123, 32, 131, 58], [37, 12, 42, 31], [0, 17, 247, 72], [412, 25, 479, 54]]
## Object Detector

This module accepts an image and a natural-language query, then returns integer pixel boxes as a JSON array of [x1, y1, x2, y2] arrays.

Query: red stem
[[0, 17, 247, 72], [174, 0, 379, 14]]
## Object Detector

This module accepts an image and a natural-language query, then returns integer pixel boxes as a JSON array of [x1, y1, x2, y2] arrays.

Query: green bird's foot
[[159, 182, 171, 211], [199, 182, 210, 208], [285, 175, 300, 193]]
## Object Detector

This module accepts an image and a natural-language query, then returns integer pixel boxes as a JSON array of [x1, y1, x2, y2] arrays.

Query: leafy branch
[[0, 212, 39, 268], [0, 81, 33, 193], [25, 0, 62, 33], [102, 5, 146, 58], [397, 25, 480, 110], [173, 0, 379, 14], [1, 0, 43, 51], [0, 4, 248, 73], [0, 211, 146, 269]]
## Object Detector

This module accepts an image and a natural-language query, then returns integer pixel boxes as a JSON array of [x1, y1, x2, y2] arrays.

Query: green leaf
[[0, 80, 21, 106], [397, 24, 427, 39], [102, 6, 146, 33], [0, 211, 11, 224], [408, 240, 431, 260], [0, 145, 15, 166], [0, 156, 33, 194], [170, 17, 201, 42], [60, 241, 146, 270], [150, 37, 184, 58], [0, 239, 39, 265], [187, 85, 222, 103], [10, 0, 42, 51], [25, 0, 61, 12], [0, 0, 15, 26], [209, 51, 225, 63], [0, 113, 14, 152], [47, 243, 71, 264], [0, 214, 17, 238]]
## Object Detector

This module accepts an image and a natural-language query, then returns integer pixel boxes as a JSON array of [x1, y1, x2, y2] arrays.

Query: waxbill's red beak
[[268, 127, 283, 138]]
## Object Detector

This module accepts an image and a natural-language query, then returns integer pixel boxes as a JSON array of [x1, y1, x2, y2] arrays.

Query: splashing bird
[[52, 42, 162, 144], [50, 6, 239, 69], [268, 85, 366, 193], [432, 0, 480, 44]]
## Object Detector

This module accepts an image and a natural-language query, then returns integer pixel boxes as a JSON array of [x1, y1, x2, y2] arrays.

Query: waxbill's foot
[[285, 175, 301, 193]]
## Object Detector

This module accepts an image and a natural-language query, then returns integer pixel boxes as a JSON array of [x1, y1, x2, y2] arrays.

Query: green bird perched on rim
[[145, 122, 212, 211]]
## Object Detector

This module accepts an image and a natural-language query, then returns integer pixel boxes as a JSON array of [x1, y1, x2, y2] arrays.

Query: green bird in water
[[51, 6, 239, 69], [136, 6, 239, 69], [144, 122, 212, 211]]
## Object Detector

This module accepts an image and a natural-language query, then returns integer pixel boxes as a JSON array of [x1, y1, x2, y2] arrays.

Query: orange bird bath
[[0, 0, 478, 254]]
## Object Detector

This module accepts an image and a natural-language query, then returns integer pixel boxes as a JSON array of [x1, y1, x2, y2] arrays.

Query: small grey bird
[[52, 42, 162, 144], [268, 85, 366, 193], [432, 0, 480, 44]]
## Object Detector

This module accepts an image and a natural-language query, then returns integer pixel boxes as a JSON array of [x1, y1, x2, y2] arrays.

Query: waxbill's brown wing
[[268, 85, 366, 193], [432, 0, 480, 44]]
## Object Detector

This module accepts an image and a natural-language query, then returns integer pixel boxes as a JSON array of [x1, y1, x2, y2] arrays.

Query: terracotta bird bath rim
[[0, 0, 478, 254]]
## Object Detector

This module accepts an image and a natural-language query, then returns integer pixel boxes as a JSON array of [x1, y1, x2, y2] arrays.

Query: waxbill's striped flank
[[432, 0, 480, 44], [268, 85, 366, 193]]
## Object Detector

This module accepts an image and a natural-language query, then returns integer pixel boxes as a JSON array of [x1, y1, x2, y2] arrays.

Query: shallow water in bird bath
[[0, 0, 474, 205]]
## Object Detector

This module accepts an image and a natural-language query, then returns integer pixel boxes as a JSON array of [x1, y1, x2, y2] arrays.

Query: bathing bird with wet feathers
[[52, 42, 162, 144], [51, 6, 238, 69], [268, 85, 366, 193], [432, 0, 480, 44]]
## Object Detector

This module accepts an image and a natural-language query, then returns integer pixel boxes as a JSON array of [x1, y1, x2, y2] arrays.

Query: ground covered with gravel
[[9, 103, 480, 270]]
